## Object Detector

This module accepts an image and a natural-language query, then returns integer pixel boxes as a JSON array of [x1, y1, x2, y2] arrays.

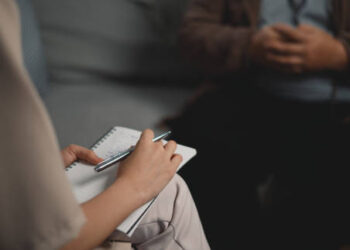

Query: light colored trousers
[[98, 175, 210, 250]]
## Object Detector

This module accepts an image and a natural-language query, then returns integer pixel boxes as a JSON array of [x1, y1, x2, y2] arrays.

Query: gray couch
[[20, 0, 199, 148]]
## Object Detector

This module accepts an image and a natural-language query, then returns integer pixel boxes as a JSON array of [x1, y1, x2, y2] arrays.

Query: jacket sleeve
[[332, 0, 350, 72], [338, 30, 350, 72], [179, 0, 255, 74]]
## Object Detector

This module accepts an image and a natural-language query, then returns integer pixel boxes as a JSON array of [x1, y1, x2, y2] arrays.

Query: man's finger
[[266, 53, 304, 73], [267, 40, 305, 56], [267, 53, 304, 66], [298, 24, 316, 33], [272, 23, 306, 42]]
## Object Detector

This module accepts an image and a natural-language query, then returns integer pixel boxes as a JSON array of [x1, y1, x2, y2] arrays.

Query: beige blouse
[[0, 0, 86, 249], [0, 1, 133, 249]]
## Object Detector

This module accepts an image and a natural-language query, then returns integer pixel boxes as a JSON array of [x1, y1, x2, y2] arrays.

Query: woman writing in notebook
[[59, 134, 197, 250], [0, 0, 209, 249]]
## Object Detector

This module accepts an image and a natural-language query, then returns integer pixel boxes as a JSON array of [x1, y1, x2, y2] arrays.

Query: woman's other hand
[[61, 144, 103, 168], [116, 129, 183, 207]]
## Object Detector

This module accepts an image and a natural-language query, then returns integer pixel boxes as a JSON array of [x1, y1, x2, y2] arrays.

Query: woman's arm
[[60, 129, 182, 250], [61, 179, 140, 250]]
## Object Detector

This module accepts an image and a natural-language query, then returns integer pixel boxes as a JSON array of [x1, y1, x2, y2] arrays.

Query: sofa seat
[[43, 77, 193, 147]]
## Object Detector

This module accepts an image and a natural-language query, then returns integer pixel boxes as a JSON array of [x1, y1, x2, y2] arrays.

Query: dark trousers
[[166, 83, 350, 250]]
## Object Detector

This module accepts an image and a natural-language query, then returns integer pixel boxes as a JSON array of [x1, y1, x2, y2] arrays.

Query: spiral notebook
[[65, 126, 196, 236]]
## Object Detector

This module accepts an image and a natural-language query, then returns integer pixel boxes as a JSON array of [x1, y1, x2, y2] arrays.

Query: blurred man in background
[[166, 0, 350, 249]]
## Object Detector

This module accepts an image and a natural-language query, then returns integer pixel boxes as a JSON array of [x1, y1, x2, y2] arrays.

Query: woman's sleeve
[[0, 1, 86, 249]]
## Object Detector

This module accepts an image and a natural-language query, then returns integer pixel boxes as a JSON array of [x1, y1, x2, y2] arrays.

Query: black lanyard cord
[[288, 0, 307, 25]]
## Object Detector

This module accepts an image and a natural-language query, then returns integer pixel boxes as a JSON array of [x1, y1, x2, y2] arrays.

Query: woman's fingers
[[139, 129, 154, 145], [171, 154, 183, 170], [114, 128, 185, 206], [164, 140, 177, 156], [68, 144, 103, 165]]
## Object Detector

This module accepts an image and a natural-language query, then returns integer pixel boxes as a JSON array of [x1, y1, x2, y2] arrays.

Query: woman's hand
[[115, 129, 183, 207], [61, 144, 103, 168], [60, 131, 182, 250]]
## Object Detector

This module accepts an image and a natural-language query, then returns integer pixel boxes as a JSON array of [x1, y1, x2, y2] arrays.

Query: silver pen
[[94, 131, 172, 172]]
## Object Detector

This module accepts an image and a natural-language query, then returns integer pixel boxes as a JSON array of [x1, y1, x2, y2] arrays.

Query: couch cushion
[[43, 79, 193, 147], [17, 0, 48, 95], [32, 0, 197, 84]]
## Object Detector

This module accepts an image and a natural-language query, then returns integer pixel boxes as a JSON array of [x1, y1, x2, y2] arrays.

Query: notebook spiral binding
[[65, 127, 117, 171]]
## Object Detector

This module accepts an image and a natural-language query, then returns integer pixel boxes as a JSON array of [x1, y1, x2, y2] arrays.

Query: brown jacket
[[180, 0, 350, 74]]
